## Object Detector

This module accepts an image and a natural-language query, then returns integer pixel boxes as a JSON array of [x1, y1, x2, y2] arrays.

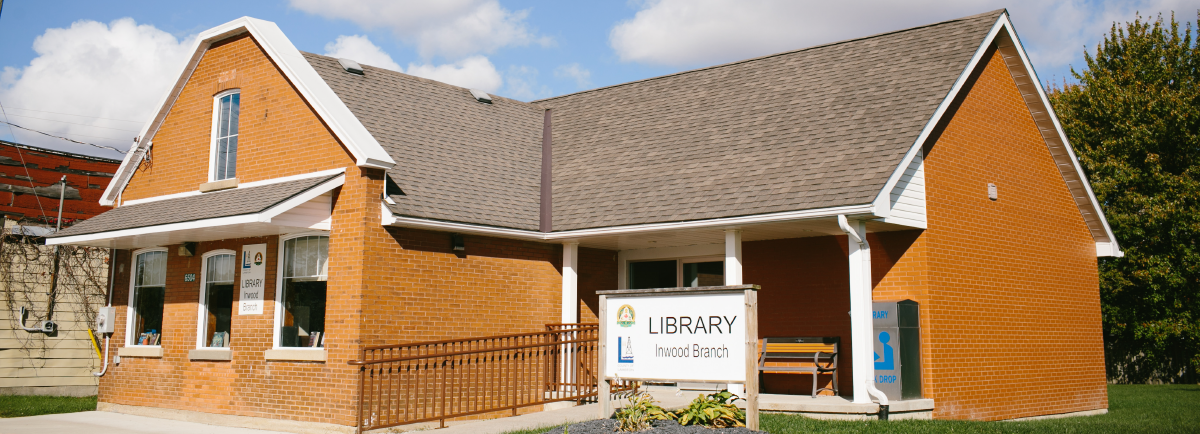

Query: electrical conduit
[[94, 253, 116, 377], [837, 215, 890, 420]]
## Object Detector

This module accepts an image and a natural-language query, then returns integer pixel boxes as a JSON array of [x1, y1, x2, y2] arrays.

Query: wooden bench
[[758, 337, 839, 397]]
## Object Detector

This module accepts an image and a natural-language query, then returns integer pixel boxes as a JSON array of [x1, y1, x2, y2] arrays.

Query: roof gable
[[100, 17, 394, 206], [539, 10, 1001, 231]]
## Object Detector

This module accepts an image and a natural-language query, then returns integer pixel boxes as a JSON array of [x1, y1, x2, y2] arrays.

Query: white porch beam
[[724, 229, 743, 285], [562, 242, 579, 324]]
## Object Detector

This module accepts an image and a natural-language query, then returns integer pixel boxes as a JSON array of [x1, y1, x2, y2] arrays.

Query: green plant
[[614, 392, 669, 432], [668, 389, 745, 428]]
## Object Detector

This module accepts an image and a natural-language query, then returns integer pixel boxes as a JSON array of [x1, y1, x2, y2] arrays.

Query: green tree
[[1050, 12, 1200, 383]]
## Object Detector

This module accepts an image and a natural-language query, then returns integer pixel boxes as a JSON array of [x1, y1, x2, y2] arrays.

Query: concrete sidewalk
[[0, 411, 295, 434]]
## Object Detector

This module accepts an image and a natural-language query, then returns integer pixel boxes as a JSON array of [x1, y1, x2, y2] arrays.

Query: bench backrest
[[761, 337, 839, 358]]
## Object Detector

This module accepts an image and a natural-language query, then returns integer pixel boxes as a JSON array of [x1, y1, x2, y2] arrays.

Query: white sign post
[[598, 285, 759, 430], [239, 244, 267, 315]]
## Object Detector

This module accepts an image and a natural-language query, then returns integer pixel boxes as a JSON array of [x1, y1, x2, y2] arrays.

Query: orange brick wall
[[119, 34, 353, 202], [875, 44, 1107, 420]]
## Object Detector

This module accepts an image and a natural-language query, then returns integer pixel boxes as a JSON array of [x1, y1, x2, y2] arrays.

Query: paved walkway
[[0, 411, 294, 434]]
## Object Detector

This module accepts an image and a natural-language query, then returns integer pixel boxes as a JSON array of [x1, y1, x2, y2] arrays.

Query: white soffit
[[870, 12, 1122, 257], [100, 16, 395, 206]]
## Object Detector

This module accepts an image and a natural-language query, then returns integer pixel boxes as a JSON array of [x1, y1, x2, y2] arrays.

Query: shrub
[[668, 390, 745, 428], [614, 392, 669, 432]]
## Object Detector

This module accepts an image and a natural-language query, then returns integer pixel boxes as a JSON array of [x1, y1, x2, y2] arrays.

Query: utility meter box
[[96, 306, 116, 334], [872, 300, 922, 400]]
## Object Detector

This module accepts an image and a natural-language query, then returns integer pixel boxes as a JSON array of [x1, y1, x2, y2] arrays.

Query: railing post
[[357, 348, 366, 433]]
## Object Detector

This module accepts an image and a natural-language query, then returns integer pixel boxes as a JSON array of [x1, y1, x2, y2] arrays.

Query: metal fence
[[350, 323, 634, 431]]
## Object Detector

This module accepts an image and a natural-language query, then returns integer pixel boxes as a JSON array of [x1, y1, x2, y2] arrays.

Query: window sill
[[265, 348, 326, 362], [118, 346, 163, 358], [189, 348, 232, 361], [199, 178, 238, 192]]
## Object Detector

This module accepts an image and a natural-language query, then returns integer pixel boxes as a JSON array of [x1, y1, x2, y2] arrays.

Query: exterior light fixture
[[451, 234, 465, 251]]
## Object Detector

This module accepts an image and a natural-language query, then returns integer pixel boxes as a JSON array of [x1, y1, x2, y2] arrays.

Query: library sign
[[597, 285, 759, 430]]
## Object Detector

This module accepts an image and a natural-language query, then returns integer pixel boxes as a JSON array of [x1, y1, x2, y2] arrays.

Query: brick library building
[[49, 9, 1117, 433]]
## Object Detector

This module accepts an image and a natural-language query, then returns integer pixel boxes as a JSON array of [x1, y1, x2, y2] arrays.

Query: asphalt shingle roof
[[304, 53, 546, 231], [537, 10, 1001, 231], [50, 175, 339, 238]]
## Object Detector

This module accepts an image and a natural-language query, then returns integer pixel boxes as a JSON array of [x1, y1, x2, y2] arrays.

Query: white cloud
[[609, 0, 1200, 76], [290, 0, 551, 60], [0, 18, 194, 158], [504, 65, 551, 101], [323, 35, 402, 71], [554, 63, 592, 89], [405, 56, 503, 92]]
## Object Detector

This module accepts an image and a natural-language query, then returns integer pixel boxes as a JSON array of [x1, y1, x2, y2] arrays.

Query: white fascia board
[[869, 12, 1122, 257], [258, 174, 345, 221], [870, 15, 1007, 218], [992, 17, 1121, 257], [124, 168, 346, 206], [382, 203, 875, 241], [46, 214, 261, 246], [100, 17, 394, 206]]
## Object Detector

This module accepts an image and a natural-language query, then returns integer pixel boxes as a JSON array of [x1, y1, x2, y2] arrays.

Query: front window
[[628, 258, 724, 289], [279, 236, 328, 348], [212, 91, 240, 181], [130, 250, 166, 346], [200, 253, 235, 348]]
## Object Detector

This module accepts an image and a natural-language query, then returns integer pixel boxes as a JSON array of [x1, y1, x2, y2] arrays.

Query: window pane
[[280, 280, 326, 347], [216, 137, 228, 181], [284, 236, 329, 279], [133, 286, 164, 345], [133, 251, 167, 345], [683, 261, 724, 287], [228, 93, 240, 135], [629, 260, 677, 289], [225, 135, 237, 179], [218, 95, 231, 137], [203, 254, 235, 348]]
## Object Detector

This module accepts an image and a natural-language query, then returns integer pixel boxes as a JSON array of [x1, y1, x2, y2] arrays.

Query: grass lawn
[[504, 384, 1199, 434], [0, 395, 97, 418]]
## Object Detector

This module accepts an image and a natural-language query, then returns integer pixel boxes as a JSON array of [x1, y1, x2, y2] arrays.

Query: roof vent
[[337, 58, 364, 75], [469, 89, 492, 104]]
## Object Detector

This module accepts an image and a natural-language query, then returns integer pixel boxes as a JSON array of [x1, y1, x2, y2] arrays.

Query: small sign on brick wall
[[240, 243, 266, 315], [184, 273, 196, 282]]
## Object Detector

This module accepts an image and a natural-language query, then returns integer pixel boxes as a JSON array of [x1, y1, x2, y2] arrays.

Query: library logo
[[618, 336, 634, 364], [254, 252, 263, 266], [616, 304, 635, 327]]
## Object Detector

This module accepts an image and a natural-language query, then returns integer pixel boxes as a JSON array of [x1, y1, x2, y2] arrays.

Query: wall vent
[[337, 58, 364, 75], [469, 89, 493, 104]]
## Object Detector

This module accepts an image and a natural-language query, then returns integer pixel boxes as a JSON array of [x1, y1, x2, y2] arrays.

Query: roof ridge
[[300, 51, 546, 110], [0, 139, 123, 164], [533, 9, 1005, 103]]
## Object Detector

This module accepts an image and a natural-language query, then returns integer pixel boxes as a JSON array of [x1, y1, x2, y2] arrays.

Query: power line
[[1, 121, 129, 154], [4, 113, 142, 133], [3, 107, 143, 123]]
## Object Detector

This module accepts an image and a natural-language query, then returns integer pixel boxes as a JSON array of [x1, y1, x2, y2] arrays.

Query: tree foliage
[[1050, 12, 1200, 383]]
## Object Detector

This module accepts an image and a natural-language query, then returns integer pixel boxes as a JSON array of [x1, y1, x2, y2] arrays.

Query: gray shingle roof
[[50, 175, 339, 238], [303, 53, 546, 231], [538, 10, 1001, 231]]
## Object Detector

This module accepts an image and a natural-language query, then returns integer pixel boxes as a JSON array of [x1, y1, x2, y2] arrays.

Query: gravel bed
[[540, 419, 764, 434]]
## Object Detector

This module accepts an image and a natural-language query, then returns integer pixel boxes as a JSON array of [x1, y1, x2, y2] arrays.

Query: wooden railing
[[350, 324, 635, 431]]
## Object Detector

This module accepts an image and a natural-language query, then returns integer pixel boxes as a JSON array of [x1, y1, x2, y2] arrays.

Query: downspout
[[837, 215, 890, 419]]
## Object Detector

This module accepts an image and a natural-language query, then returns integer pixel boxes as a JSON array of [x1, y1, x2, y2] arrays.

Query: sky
[[0, 0, 1197, 159]]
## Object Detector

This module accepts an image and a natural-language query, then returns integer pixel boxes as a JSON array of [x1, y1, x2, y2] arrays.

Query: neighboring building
[[1, 140, 120, 396], [48, 9, 1117, 430]]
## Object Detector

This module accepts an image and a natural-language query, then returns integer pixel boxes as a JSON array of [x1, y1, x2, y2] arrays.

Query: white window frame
[[126, 247, 168, 347], [209, 89, 241, 182], [196, 249, 236, 350], [272, 231, 330, 351]]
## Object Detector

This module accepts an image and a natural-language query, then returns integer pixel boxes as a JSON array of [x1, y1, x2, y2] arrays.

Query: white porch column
[[561, 242, 579, 324], [724, 229, 745, 397], [724, 229, 743, 285], [845, 219, 874, 404]]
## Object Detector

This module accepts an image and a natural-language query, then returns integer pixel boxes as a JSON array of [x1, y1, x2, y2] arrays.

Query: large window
[[211, 90, 240, 181], [199, 252, 235, 348], [129, 249, 166, 346], [628, 257, 724, 290], [278, 235, 328, 348]]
